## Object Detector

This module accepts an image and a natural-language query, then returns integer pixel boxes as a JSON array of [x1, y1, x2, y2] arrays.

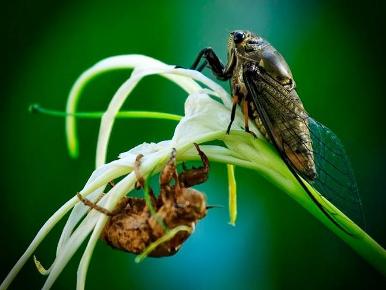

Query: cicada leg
[[226, 94, 240, 134], [242, 99, 257, 138], [190, 47, 233, 81]]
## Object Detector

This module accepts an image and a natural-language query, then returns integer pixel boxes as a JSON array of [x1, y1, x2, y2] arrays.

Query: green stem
[[29, 104, 182, 121]]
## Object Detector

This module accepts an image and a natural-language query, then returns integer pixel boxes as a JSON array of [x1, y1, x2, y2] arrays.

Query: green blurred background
[[1, 0, 385, 289]]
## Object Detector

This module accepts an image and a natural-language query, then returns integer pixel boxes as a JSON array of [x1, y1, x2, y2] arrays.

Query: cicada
[[190, 30, 365, 231]]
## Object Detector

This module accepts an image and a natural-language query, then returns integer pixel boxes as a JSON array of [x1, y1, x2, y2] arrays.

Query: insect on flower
[[190, 30, 365, 232], [77, 143, 209, 257]]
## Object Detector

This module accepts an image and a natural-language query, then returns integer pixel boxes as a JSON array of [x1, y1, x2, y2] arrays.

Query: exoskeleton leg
[[134, 153, 157, 207], [159, 148, 179, 204], [76, 193, 129, 216], [179, 143, 209, 188]]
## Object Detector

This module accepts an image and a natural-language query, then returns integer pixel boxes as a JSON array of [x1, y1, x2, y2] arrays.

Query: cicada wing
[[308, 118, 365, 227], [243, 63, 365, 230]]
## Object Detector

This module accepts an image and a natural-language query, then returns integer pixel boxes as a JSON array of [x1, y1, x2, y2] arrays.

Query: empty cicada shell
[[77, 143, 209, 257]]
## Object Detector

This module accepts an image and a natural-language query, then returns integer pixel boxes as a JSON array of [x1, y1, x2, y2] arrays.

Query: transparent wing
[[243, 63, 365, 228], [308, 118, 365, 227]]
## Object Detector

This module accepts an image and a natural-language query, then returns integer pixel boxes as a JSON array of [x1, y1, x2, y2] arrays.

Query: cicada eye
[[232, 31, 245, 44]]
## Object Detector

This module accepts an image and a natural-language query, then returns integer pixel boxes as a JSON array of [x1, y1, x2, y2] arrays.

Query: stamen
[[134, 225, 192, 263], [227, 164, 237, 225], [30, 104, 182, 121]]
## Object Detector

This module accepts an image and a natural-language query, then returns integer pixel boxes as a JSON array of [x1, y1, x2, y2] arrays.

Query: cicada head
[[228, 30, 295, 89], [227, 30, 262, 58]]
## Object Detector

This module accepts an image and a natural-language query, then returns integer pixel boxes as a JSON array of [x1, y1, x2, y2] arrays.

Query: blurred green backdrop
[[1, 0, 385, 289]]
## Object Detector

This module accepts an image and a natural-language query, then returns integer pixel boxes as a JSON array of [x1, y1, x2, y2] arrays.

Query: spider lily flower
[[1, 55, 384, 290]]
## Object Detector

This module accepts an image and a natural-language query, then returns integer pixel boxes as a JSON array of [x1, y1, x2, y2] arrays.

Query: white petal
[[172, 93, 244, 144]]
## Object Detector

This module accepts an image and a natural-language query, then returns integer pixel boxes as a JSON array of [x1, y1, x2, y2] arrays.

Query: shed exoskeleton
[[77, 143, 210, 256]]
